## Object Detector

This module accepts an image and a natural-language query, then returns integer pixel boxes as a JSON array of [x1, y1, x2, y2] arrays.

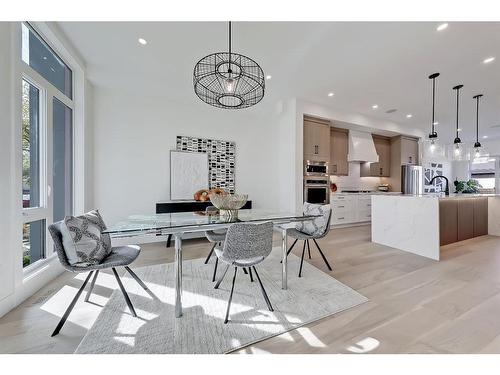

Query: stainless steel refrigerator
[[401, 165, 423, 195]]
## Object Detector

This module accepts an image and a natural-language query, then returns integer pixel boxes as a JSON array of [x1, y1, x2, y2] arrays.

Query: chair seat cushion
[[85, 245, 141, 270], [287, 228, 313, 240], [59, 210, 112, 267], [214, 247, 264, 267], [295, 203, 331, 237], [205, 229, 227, 243]]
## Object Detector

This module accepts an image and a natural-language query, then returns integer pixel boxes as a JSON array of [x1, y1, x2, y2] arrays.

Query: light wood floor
[[1, 225, 500, 354]]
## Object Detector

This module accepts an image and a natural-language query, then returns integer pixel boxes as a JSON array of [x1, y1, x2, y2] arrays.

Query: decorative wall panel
[[424, 162, 444, 193], [176, 136, 235, 193]]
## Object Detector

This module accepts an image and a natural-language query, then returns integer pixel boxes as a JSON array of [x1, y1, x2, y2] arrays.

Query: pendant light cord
[[431, 77, 436, 134], [228, 21, 232, 73], [476, 96, 479, 142], [456, 88, 459, 138]]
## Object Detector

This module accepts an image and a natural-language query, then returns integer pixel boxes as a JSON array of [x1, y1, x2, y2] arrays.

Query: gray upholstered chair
[[213, 221, 274, 324], [285, 203, 333, 277], [48, 223, 151, 337], [204, 205, 227, 282]]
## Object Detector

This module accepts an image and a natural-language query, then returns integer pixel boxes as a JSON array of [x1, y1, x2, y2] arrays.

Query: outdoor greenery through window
[[22, 79, 40, 209]]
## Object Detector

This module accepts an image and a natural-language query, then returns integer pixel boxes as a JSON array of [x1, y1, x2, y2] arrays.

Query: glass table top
[[103, 209, 318, 235]]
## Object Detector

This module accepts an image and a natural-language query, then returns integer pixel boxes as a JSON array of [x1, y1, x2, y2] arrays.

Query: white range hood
[[347, 130, 379, 163]]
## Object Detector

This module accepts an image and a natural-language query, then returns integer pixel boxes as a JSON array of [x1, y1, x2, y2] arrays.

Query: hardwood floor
[[1, 225, 500, 354]]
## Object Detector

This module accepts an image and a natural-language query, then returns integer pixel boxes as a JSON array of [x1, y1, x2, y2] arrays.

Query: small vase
[[220, 209, 238, 220]]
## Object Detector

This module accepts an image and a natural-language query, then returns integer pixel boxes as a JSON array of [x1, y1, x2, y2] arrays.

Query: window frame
[[13, 21, 85, 278]]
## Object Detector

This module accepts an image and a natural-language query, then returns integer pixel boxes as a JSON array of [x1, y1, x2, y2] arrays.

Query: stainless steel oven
[[304, 160, 329, 176], [304, 177, 330, 204]]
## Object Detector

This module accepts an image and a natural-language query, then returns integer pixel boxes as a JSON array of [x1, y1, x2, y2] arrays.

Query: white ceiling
[[57, 21, 500, 141]]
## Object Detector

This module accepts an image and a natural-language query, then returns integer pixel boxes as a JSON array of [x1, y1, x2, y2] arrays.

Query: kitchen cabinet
[[400, 136, 419, 165], [457, 199, 475, 241], [439, 197, 488, 246], [330, 127, 348, 176], [473, 197, 488, 236], [330, 194, 373, 226], [304, 116, 330, 161], [360, 135, 391, 177], [439, 200, 458, 246]]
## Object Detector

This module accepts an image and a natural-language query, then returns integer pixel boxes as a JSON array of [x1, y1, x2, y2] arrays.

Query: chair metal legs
[[280, 239, 298, 264], [224, 267, 238, 324], [307, 239, 312, 259], [112, 268, 137, 318], [51, 271, 94, 337], [212, 257, 219, 282], [252, 266, 273, 312], [205, 242, 216, 264], [85, 270, 99, 302], [298, 240, 306, 277], [313, 239, 333, 271], [249, 267, 254, 282], [214, 264, 230, 289]]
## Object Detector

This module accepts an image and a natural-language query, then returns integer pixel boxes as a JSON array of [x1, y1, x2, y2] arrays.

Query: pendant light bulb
[[224, 77, 236, 93]]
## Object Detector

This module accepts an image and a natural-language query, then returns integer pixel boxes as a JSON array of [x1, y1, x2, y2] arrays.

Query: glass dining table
[[103, 209, 318, 318]]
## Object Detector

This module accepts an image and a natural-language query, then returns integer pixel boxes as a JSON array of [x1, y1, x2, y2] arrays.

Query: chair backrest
[[48, 222, 74, 271], [302, 202, 332, 238], [221, 222, 273, 262]]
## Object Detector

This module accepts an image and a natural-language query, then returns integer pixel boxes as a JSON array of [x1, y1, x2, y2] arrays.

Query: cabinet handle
[[380, 168, 383, 175], [333, 164, 337, 173], [338, 217, 345, 220], [338, 205, 345, 208], [314, 145, 319, 154]]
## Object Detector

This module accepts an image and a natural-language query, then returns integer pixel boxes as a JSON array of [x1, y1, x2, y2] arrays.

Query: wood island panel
[[439, 200, 458, 246], [457, 198, 475, 241]]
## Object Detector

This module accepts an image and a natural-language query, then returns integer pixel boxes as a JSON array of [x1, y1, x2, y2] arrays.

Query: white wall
[[92, 88, 292, 224], [0, 22, 15, 305]]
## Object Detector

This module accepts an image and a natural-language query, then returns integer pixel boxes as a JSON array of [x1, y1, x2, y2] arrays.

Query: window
[[52, 98, 73, 222], [21, 23, 72, 99], [22, 79, 41, 208], [22, 220, 46, 268], [471, 158, 497, 193], [20, 22, 75, 269]]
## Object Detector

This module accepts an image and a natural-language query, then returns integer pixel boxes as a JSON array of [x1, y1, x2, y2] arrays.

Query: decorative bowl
[[209, 193, 248, 217]]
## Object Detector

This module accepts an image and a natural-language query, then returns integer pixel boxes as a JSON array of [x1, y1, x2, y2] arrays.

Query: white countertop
[[377, 193, 500, 200], [331, 191, 403, 196]]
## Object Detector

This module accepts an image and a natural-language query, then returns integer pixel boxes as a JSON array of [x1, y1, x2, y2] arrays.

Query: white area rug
[[75, 248, 367, 354]]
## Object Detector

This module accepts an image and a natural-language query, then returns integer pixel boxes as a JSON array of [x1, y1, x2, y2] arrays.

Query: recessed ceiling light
[[433, 121, 439, 125], [483, 135, 489, 139], [437, 23, 448, 31], [328, 92, 334, 97], [138, 38, 148, 45], [406, 114, 413, 118], [483, 57, 495, 64], [266, 75, 272, 80], [372, 104, 378, 109]]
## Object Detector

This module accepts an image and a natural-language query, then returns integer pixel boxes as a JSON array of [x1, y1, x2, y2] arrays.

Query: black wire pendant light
[[193, 22, 265, 109], [428, 73, 440, 142], [473, 94, 483, 157]]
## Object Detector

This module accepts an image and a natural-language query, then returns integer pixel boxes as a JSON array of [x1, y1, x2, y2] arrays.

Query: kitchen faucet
[[430, 175, 450, 196]]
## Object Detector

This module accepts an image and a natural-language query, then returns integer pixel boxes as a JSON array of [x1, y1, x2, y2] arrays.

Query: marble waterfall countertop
[[395, 193, 500, 199], [371, 194, 500, 261]]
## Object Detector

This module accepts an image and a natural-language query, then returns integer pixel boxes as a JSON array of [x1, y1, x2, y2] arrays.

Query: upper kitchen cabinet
[[360, 135, 391, 177], [399, 136, 419, 165], [303, 116, 330, 162], [330, 127, 348, 176]]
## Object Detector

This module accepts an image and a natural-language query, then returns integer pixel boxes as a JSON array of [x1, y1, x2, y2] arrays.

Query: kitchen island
[[371, 194, 500, 260]]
